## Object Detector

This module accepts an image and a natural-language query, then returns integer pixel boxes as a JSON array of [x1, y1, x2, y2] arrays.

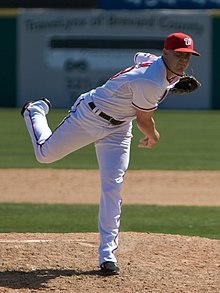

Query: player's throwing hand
[[139, 132, 160, 149]]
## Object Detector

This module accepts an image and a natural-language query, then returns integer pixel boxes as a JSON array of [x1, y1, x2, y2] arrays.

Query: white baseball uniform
[[22, 53, 179, 266]]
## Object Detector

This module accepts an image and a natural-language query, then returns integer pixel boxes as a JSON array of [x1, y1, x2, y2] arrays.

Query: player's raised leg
[[21, 98, 97, 164], [21, 98, 53, 145]]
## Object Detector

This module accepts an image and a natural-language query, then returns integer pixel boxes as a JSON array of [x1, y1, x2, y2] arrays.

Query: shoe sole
[[21, 98, 51, 117], [21, 102, 32, 117], [41, 98, 52, 109], [100, 262, 120, 276], [100, 270, 120, 276]]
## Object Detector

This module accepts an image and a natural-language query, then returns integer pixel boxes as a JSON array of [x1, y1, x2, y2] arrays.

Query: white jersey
[[86, 53, 179, 122]]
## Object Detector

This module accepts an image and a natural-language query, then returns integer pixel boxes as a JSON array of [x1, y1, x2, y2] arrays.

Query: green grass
[[1, 108, 220, 169], [0, 203, 99, 233], [121, 205, 220, 240], [0, 203, 219, 240], [0, 108, 220, 241]]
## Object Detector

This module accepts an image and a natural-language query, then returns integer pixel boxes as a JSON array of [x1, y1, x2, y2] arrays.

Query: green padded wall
[[0, 10, 16, 107]]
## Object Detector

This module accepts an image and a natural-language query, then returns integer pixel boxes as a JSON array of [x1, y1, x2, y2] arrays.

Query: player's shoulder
[[130, 61, 167, 94], [134, 52, 159, 65]]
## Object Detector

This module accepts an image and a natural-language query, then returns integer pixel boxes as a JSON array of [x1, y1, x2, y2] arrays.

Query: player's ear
[[162, 48, 168, 56]]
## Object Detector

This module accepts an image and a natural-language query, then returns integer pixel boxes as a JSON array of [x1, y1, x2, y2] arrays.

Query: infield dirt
[[0, 169, 219, 293]]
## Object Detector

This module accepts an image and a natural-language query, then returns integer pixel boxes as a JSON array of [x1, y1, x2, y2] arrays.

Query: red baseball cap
[[164, 32, 200, 56]]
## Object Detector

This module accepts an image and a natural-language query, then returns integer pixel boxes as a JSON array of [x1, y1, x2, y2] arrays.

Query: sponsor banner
[[98, 0, 220, 9], [17, 9, 211, 109]]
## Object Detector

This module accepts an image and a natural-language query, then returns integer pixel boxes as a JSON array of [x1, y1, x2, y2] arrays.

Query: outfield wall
[[0, 9, 219, 109], [211, 10, 220, 109], [0, 9, 16, 107]]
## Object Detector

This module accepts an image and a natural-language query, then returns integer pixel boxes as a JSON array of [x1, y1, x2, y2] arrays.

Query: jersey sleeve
[[130, 78, 162, 112]]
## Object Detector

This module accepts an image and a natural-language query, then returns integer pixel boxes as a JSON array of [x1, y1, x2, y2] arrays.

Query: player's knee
[[101, 176, 124, 192], [35, 153, 56, 164], [36, 157, 51, 164]]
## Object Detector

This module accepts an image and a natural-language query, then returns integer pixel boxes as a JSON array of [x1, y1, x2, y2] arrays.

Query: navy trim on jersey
[[132, 102, 157, 112], [158, 89, 169, 104]]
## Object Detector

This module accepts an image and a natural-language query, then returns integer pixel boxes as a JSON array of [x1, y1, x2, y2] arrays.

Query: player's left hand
[[170, 74, 201, 94]]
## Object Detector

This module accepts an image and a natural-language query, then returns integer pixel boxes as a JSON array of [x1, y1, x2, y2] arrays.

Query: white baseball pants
[[23, 97, 132, 265]]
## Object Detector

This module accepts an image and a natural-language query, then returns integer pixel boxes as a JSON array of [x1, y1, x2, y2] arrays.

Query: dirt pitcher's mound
[[0, 232, 219, 293]]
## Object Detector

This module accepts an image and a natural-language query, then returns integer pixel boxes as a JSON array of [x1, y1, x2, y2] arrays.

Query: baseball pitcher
[[21, 32, 200, 275]]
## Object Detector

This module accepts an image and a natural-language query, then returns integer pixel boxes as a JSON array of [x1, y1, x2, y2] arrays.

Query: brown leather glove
[[170, 75, 201, 94]]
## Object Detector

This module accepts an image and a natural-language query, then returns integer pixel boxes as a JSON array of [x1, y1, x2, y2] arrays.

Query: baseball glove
[[170, 75, 201, 94]]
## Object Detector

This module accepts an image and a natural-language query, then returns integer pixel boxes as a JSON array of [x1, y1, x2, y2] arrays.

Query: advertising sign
[[17, 9, 211, 109]]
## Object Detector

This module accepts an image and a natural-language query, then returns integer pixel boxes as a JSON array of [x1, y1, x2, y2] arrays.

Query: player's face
[[164, 50, 192, 76]]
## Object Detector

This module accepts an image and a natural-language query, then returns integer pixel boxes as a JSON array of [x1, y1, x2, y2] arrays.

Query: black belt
[[88, 102, 125, 125]]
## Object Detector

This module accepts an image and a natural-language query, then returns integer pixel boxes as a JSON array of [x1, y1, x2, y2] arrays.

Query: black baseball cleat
[[21, 101, 33, 117], [100, 261, 120, 276], [21, 98, 51, 117], [41, 98, 52, 110]]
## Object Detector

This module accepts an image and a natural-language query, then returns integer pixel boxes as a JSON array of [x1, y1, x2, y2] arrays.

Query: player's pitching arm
[[136, 109, 160, 149]]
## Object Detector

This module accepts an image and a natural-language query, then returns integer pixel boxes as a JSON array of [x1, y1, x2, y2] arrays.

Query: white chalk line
[[0, 239, 52, 243], [0, 239, 97, 247]]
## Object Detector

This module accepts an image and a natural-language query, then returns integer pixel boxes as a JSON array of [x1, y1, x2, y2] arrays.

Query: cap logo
[[184, 37, 192, 46]]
